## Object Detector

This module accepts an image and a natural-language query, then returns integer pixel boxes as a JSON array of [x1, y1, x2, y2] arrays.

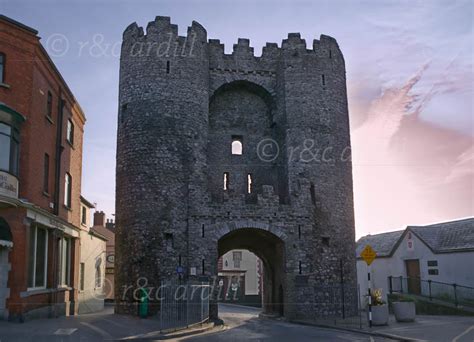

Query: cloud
[[352, 63, 473, 238]]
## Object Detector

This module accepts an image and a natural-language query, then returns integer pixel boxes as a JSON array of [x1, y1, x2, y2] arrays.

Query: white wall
[[357, 232, 474, 307], [221, 250, 260, 295], [78, 230, 106, 314]]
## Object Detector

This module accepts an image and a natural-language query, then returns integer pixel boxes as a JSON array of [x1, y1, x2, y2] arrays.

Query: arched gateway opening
[[216, 228, 285, 316]]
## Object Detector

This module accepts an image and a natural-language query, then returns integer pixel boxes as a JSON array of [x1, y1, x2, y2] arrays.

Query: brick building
[[0, 15, 86, 321], [116, 16, 356, 320]]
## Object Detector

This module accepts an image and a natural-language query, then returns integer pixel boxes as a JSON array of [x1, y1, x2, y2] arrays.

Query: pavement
[[180, 304, 393, 341], [0, 306, 214, 341], [0, 303, 473, 341], [370, 314, 474, 342]]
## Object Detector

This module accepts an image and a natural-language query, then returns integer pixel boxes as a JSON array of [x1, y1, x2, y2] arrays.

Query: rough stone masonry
[[115, 16, 357, 320]]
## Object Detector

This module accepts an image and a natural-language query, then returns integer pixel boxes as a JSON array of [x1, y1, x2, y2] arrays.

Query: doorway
[[217, 228, 286, 316], [405, 259, 421, 294]]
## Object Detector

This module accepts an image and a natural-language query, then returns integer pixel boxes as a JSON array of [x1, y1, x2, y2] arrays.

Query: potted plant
[[369, 288, 389, 326], [392, 297, 416, 322]]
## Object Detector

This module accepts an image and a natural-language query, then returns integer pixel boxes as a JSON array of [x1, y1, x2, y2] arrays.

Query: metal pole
[[428, 280, 432, 301], [453, 284, 458, 307], [340, 259, 345, 319], [160, 282, 163, 332], [368, 267, 372, 328]]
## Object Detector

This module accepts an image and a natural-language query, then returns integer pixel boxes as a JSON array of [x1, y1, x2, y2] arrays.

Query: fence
[[159, 281, 210, 331], [388, 276, 474, 308], [296, 285, 364, 329]]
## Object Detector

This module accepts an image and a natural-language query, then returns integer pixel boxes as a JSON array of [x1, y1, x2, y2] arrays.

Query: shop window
[[27, 226, 48, 289]]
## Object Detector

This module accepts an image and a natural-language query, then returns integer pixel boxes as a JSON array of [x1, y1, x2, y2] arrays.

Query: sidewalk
[[0, 307, 216, 341], [371, 315, 474, 342], [292, 314, 474, 342]]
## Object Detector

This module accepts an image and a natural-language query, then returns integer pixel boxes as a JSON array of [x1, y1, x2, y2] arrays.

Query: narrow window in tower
[[202, 259, 205, 274], [329, 50, 332, 59], [321, 74, 326, 86], [298, 225, 301, 239], [201, 224, 205, 238], [299, 261, 302, 274], [247, 174, 252, 194], [166, 60, 170, 74], [322, 237, 330, 247], [231, 137, 242, 155], [310, 182, 316, 205], [223, 172, 229, 190]]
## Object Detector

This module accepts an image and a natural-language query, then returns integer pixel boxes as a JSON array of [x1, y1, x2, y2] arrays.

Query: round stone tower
[[115, 16, 208, 314]]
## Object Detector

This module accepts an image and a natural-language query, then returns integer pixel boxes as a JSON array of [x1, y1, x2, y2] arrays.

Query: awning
[[0, 217, 13, 248]]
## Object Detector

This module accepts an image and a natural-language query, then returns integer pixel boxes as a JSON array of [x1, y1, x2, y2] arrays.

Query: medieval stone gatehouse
[[115, 16, 356, 319]]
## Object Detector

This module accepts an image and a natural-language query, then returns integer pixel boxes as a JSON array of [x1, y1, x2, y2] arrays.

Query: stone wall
[[116, 16, 356, 319]]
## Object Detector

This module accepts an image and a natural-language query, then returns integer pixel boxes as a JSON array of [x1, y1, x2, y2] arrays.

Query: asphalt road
[[181, 304, 393, 342]]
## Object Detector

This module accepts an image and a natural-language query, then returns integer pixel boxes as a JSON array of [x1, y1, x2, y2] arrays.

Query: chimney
[[93, 211, 106, 227], [106, 218, 115, 230]]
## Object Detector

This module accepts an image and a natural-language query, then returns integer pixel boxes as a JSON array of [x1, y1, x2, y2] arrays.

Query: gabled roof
[[356, 217, 474, 258], [409, 218, 474, 253], [356, 230, 404, 257]]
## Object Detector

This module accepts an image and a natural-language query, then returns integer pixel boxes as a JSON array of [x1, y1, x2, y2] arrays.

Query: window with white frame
[[64, 173, 72, 208], [0, 122, 20, 176], [58, 237, 71, 286], [66, 119, 74, 145], [95, 257, 102, 288], [27, 226, 48, 289], [232, 251, 242, 268]]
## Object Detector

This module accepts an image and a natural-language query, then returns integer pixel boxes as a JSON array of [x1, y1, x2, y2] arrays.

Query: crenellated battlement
[[122, 17, 342, 67], [122, 16, 207, 59]]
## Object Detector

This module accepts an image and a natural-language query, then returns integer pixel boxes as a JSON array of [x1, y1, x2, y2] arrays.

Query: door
[[405, 259, 421, 294]]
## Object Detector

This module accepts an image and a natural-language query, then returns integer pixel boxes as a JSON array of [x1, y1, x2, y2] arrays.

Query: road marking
[[452, 324, 474, 342], [54, 328, 77, 335], [80, 322, 113, 340]]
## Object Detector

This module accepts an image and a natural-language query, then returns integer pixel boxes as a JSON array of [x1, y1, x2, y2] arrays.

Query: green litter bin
[[139, 288, 148, 318]]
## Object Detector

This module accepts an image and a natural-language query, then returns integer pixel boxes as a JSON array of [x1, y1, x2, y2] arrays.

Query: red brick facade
[[0, 15, 86, 321]]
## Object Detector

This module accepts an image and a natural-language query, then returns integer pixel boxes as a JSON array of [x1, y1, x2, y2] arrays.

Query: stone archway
[[216, 225, 286, 316]]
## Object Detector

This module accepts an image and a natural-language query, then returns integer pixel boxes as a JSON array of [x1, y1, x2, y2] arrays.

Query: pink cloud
[[351, 64, 473, 238]]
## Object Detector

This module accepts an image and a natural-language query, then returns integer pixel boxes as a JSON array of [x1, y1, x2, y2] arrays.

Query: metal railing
[[388, 276, 474, 308], [159, 281, 210, 331], [295, 284, 363, 329]]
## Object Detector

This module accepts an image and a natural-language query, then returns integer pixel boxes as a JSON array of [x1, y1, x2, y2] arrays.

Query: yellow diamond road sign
[[360, 245, 377, 265]]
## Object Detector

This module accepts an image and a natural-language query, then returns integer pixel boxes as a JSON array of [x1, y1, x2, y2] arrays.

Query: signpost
[[360, 244, 377, 328]]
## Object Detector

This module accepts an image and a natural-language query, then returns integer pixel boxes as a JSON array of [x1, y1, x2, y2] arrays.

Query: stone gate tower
[[116, 16, 356, 319]]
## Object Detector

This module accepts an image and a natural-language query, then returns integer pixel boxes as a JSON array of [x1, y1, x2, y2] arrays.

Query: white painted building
[[356, 218, 474, 306], [218, 250, 262, 306], [77, 197, 107, 314]]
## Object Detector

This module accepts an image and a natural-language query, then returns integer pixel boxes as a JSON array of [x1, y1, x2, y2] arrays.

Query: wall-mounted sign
[[0, 171, 18, 200], [107, 254, 115, 263], [407, 232, 414, 251], [190, 267, 197, 276]]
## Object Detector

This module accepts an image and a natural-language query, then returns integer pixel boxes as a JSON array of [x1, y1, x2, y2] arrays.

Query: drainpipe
[[52, 88, 64, 315], [53, 90, 64, 215]]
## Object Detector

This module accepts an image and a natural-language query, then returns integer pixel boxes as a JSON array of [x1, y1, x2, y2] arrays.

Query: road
[[180, 304, 393, 342]]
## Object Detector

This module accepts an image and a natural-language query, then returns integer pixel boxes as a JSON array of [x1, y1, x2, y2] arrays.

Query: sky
[[3, 0, 473, 239]]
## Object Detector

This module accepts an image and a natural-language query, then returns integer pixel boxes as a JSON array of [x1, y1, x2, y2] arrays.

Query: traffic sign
[[176, 266, 184, 274], [360, 245, 377, 265]]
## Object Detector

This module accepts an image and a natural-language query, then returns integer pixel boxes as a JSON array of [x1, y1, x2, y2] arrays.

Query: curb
[[289, 319, 425, 342], [120, 321, 220, 340]]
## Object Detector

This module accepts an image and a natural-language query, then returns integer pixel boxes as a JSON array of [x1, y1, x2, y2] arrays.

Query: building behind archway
[[115, 16, 357, 320]]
